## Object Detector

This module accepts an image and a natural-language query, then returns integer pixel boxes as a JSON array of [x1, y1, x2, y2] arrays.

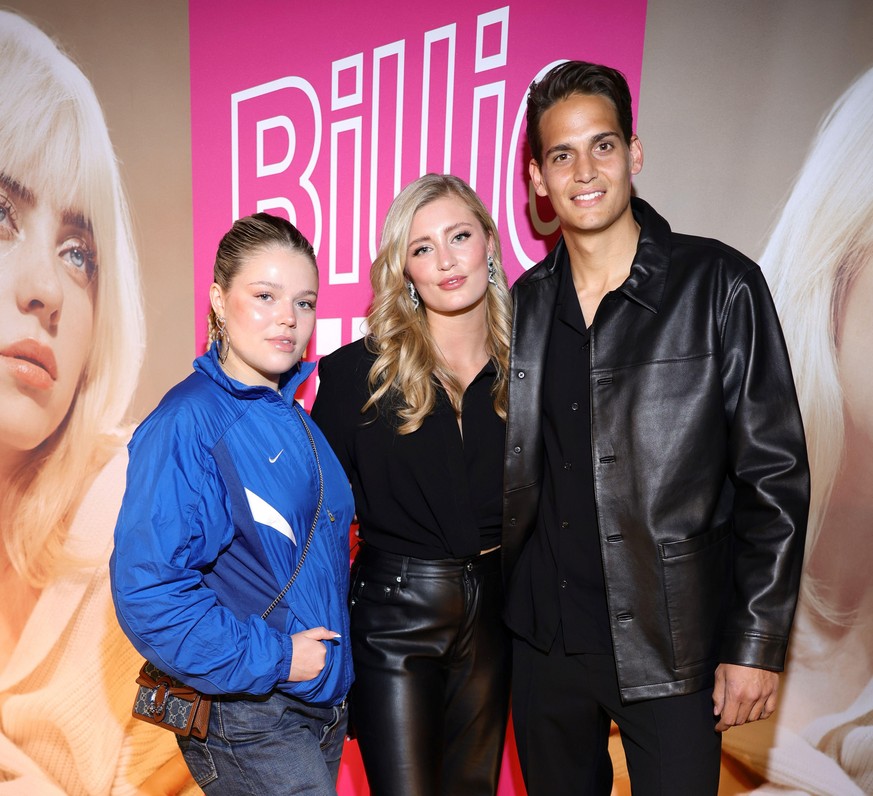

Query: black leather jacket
[[502, 197, 809, 702]]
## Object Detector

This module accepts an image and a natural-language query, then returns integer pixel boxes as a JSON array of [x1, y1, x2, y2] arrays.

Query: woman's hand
[[288, 627, 341, 681]]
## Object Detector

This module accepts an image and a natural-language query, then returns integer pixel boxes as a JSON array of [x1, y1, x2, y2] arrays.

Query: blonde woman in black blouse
[[312, 173, 512, 796]]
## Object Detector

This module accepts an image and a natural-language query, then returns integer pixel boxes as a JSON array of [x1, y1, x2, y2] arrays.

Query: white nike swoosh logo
[[268, 449, 284, 463], [245, 488, 296, 545]]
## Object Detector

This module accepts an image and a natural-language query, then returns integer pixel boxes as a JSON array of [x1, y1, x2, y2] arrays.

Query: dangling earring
[[406, 280, 420, 310], [216, 315, 230, 364], [487, 254, 497, 285]]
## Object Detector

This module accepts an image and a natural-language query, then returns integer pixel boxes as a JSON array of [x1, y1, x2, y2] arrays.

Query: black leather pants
[[349, 545, 511, 796]]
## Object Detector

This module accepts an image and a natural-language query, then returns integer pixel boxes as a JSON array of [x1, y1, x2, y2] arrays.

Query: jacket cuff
[[719, 632, 789, 672], [279, 631, 294, 680]]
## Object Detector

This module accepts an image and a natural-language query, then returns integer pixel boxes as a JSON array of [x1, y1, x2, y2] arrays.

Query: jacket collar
[[521, 197, 672, 315], [620, 196, 672, 314], [195, 343, 315, 401]]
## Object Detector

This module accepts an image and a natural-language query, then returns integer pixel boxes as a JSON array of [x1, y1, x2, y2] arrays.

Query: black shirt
[[504, 252, 612, 653], [311, 338, 505, 559]]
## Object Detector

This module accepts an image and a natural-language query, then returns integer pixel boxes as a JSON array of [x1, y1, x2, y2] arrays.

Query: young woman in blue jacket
[[111, 213, 355, 794]]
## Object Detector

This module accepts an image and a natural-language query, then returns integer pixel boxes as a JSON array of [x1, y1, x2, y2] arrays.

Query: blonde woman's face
[[0, 171, 96, 468], [404, 195, 492, 320], [837, 263, 873, 447]]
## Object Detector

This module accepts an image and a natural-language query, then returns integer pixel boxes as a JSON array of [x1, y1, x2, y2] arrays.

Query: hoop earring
[[487, 254, 497, 285], [216, 316, 230, 364], [406, 281, 420, 310]]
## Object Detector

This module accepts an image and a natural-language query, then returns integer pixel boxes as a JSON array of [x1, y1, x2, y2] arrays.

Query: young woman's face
[[0, 171, 96, 469], [404, 195, 493, 320], [211, 246, 319, 389]]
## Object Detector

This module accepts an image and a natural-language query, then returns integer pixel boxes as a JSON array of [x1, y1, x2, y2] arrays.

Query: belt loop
[[399, 555, 409, 587]]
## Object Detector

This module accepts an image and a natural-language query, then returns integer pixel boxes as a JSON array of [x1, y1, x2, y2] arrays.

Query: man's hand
[[712, 663, 779, 732], [288, 627, 341, 682]]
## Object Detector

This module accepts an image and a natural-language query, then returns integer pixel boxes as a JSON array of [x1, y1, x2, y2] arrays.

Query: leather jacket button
[[509, 517, 517, 526], [517, 371, 525, 379], [570, 402, 579, 411], [513, 445, 521, 454]]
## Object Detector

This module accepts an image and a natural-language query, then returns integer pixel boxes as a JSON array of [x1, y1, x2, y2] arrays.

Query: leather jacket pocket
[[659, 521, 732, 670]]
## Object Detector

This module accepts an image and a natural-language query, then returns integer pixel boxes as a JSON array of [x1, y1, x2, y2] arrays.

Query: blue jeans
[[178, 691, 347, 794]]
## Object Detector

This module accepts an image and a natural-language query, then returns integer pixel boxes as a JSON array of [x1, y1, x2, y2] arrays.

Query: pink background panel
[[190, 0, 647, 408]]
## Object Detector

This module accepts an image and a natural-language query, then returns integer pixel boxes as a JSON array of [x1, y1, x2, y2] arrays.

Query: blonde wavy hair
[[364, 174, 511, 434], [758, 66, 873, 623], [0, 12, 143, 586]]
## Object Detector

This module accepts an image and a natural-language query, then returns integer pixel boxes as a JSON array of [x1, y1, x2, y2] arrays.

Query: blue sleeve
[[110, 402, 293, 695]]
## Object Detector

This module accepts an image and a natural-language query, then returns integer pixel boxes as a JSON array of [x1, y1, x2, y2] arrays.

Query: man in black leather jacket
[[502, 61, 809, 795]]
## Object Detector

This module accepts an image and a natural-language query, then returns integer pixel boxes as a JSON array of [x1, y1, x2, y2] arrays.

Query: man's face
[[529, 93, 642, 239]]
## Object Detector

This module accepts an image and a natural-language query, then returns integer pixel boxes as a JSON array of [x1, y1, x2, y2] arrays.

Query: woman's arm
[[110, 403, 294, 696]]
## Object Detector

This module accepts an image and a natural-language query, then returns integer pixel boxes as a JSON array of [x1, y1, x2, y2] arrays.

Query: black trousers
[[512, 633, 722, 796], [349, 545, 511, 796]]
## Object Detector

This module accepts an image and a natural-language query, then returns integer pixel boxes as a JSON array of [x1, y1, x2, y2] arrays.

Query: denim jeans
[[177, 690, 347, 794]]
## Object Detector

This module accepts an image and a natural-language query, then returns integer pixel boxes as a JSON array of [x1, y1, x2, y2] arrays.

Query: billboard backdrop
[[189, 0, 647, 406], [1, 1, 871, 794]]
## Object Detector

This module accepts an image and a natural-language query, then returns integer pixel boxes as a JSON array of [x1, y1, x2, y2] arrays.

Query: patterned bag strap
[[261, 404, 324, 620]]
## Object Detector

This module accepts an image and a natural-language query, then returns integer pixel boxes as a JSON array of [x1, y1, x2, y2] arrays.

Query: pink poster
[[190, 3, 646, 791], [189, 0, 647, 409]]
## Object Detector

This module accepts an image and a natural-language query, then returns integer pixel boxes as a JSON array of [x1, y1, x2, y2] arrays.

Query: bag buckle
[[148, 677, 173, 720]]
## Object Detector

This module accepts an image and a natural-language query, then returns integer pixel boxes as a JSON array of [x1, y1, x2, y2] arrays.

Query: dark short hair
[[526, 61, 634, 163]]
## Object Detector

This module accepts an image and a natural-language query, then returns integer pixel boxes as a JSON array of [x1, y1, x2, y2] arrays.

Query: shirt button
[[570, 402, 579, 411], [561, 520, 569, 528], [563, 462, 572, 470], [560, 579, 568, 589]]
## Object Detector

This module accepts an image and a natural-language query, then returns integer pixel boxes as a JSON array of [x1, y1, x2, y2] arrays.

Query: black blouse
[[311, 338, 505, 559]]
